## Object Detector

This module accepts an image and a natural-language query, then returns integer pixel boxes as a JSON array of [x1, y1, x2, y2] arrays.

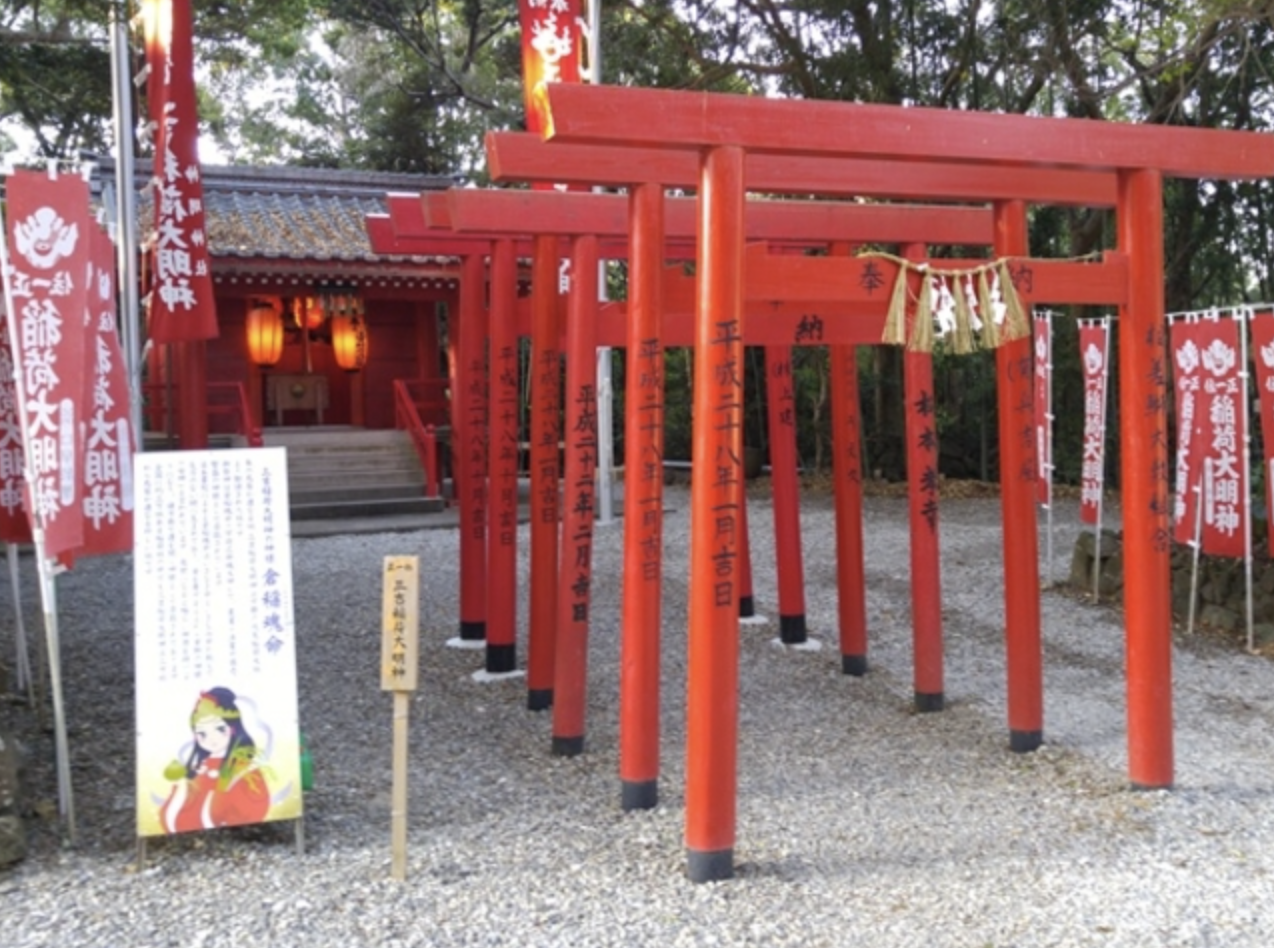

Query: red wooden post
[[903, 243, 944, 712], [685, 145, 745, 883], [527, 235, 561, 710], [765, 345, 807, 642], [552, 235, 600, 755], [456, 253, 488, 644], [176, 341, 208, 448], [486, 238, 519, 673], [1117, 168, 1174, 788], [620, 182, 665, 808], [994, 201, 1045, 751], [830, 343, 867, 674]]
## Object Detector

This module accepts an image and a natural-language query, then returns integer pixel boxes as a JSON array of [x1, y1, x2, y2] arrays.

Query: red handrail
[[208, 382, 264, 447], [142, 380, 263, 447], [394, 379, 442, 499]]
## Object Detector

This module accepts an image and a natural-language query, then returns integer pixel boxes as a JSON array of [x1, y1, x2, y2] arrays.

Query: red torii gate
[[426, 188, 1000, 753], [379, 189, 1003, 739], [524, 83, 1274, 882]]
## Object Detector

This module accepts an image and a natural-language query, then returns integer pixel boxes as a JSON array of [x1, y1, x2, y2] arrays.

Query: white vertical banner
[[134, 447, 302, 837]]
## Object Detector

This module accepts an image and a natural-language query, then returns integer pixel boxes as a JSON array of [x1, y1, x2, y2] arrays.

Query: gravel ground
[[4, 483, 1274, 947]]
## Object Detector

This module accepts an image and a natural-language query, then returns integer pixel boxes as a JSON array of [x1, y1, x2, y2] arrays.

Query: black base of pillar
[[552, 735, 585, 757], [459, 620, 486, 642], [621, 780, 658, 811], [486, 644, 516, 674], [779, 614, 806, 644], [1131, 780, 1174, 792], [1009, 729, 1043, 753], [914, 691, 944, 713], [687, 848, 733, 883], [738, 595, 756, 618], [841, 654, 867, 677], [527, 689, 553, 712]]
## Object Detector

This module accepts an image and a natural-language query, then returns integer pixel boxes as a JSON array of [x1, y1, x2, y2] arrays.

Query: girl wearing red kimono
[[160, 687, 271, 834]]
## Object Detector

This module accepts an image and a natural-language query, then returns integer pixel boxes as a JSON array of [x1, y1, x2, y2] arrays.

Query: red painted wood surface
[[552, 235, 600, 753], [684, 146, 745, 881], [486, 132, 1119, 206], [765, 346, 807, 641], [902, 243, 944, 710], [742, 248, 1130, 307], [830, 342, 867, 672], [1117, 168, 1174, 788], [487, 238, 519, 672], [444, 188, 995, 246], [620, 183, 665, 805], [994, 202, 1044, 751], [527, 235, 561, 708], [456, 253, 488, 641], [543, 85, 1274, 179]]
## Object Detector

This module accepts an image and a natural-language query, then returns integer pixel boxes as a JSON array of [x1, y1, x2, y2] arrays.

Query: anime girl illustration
[[159, 686, 272, 834]]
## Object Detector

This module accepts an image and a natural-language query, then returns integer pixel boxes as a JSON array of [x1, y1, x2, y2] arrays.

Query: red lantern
[[292, 297, 325, 330], [331, 313, 369, 371], [245, 302, 284, 366]]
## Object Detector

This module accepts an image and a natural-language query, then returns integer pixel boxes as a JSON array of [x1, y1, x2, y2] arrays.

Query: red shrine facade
[[98, 160, 461, 443]]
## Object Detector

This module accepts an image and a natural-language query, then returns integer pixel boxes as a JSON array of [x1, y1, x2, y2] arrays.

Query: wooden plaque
[[380, 556, 420, 692]]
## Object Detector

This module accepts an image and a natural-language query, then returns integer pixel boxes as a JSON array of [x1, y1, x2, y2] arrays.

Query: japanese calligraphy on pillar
[[1078, 319, 1111, 526], [466, 354, 488, 542], [380, 557, 420, 691], [912, 386, 939, 531], [565, 381, 598, 623], [81, 224, 135, 555], [1032, 313, 1052, 505], [143, 0, 217, 343], [635, 337, 664, 583], [707, 319, 745, 609], [493, 344, 520, 550], [1143, 319, 1172, 553], [518, 0, 583, 134], [1170, 318, 1204, 545], [1195, 315, 1246, 558], [133, 448, 302, 837], [1248, 311, 1274, 557], [1, 168, 90, 556], [535, 346, 560, 526], [832, 348, 862, 486]]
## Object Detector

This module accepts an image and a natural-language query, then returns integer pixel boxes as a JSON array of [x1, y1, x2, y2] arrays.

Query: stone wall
[[1070, 529, 1274, 645]]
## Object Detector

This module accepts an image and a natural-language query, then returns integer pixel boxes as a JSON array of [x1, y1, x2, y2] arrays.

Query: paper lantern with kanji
[[245, 302, 284, 366], [331, 313, 370, 371]]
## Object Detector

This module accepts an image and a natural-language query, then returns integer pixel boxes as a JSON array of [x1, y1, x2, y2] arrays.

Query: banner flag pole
[[8, 543, 32, 705], [1091, 316, 1112, 601], [1239, 306, 1256, 651]]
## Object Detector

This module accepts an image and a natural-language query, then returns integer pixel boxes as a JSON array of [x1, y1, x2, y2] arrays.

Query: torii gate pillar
[[1117, 168, 1173, 788]]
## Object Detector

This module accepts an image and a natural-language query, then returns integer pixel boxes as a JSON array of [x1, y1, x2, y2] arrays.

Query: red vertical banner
[[1033, 312, 1052, 505], [143, 0, 217, 343], [1249, 310, 1274, 557], [1, 169, 91, 557], [518, 0, 584, 135], [0, 285, 31, 544], [1195, 315, 1247, 558], [1170, 318, 1204, 545], [1078, 319, 1110, 526], [82, 224, 136, 556]]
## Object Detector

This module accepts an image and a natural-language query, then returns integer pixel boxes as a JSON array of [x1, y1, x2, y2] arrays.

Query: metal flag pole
[[8, 543, 33, 705], [1092, 316, 1111, 601], [588, 0, 615, 526], [110, 0, 144, 450], [1043, 309, 1054, 585], [1238, 306, 1256, 651]]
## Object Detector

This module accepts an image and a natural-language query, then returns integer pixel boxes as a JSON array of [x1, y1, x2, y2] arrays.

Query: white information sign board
[[133, 447, 302, 837]]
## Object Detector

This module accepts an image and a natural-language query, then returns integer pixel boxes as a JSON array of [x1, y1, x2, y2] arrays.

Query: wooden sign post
[[381, 555, 420, 881]]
